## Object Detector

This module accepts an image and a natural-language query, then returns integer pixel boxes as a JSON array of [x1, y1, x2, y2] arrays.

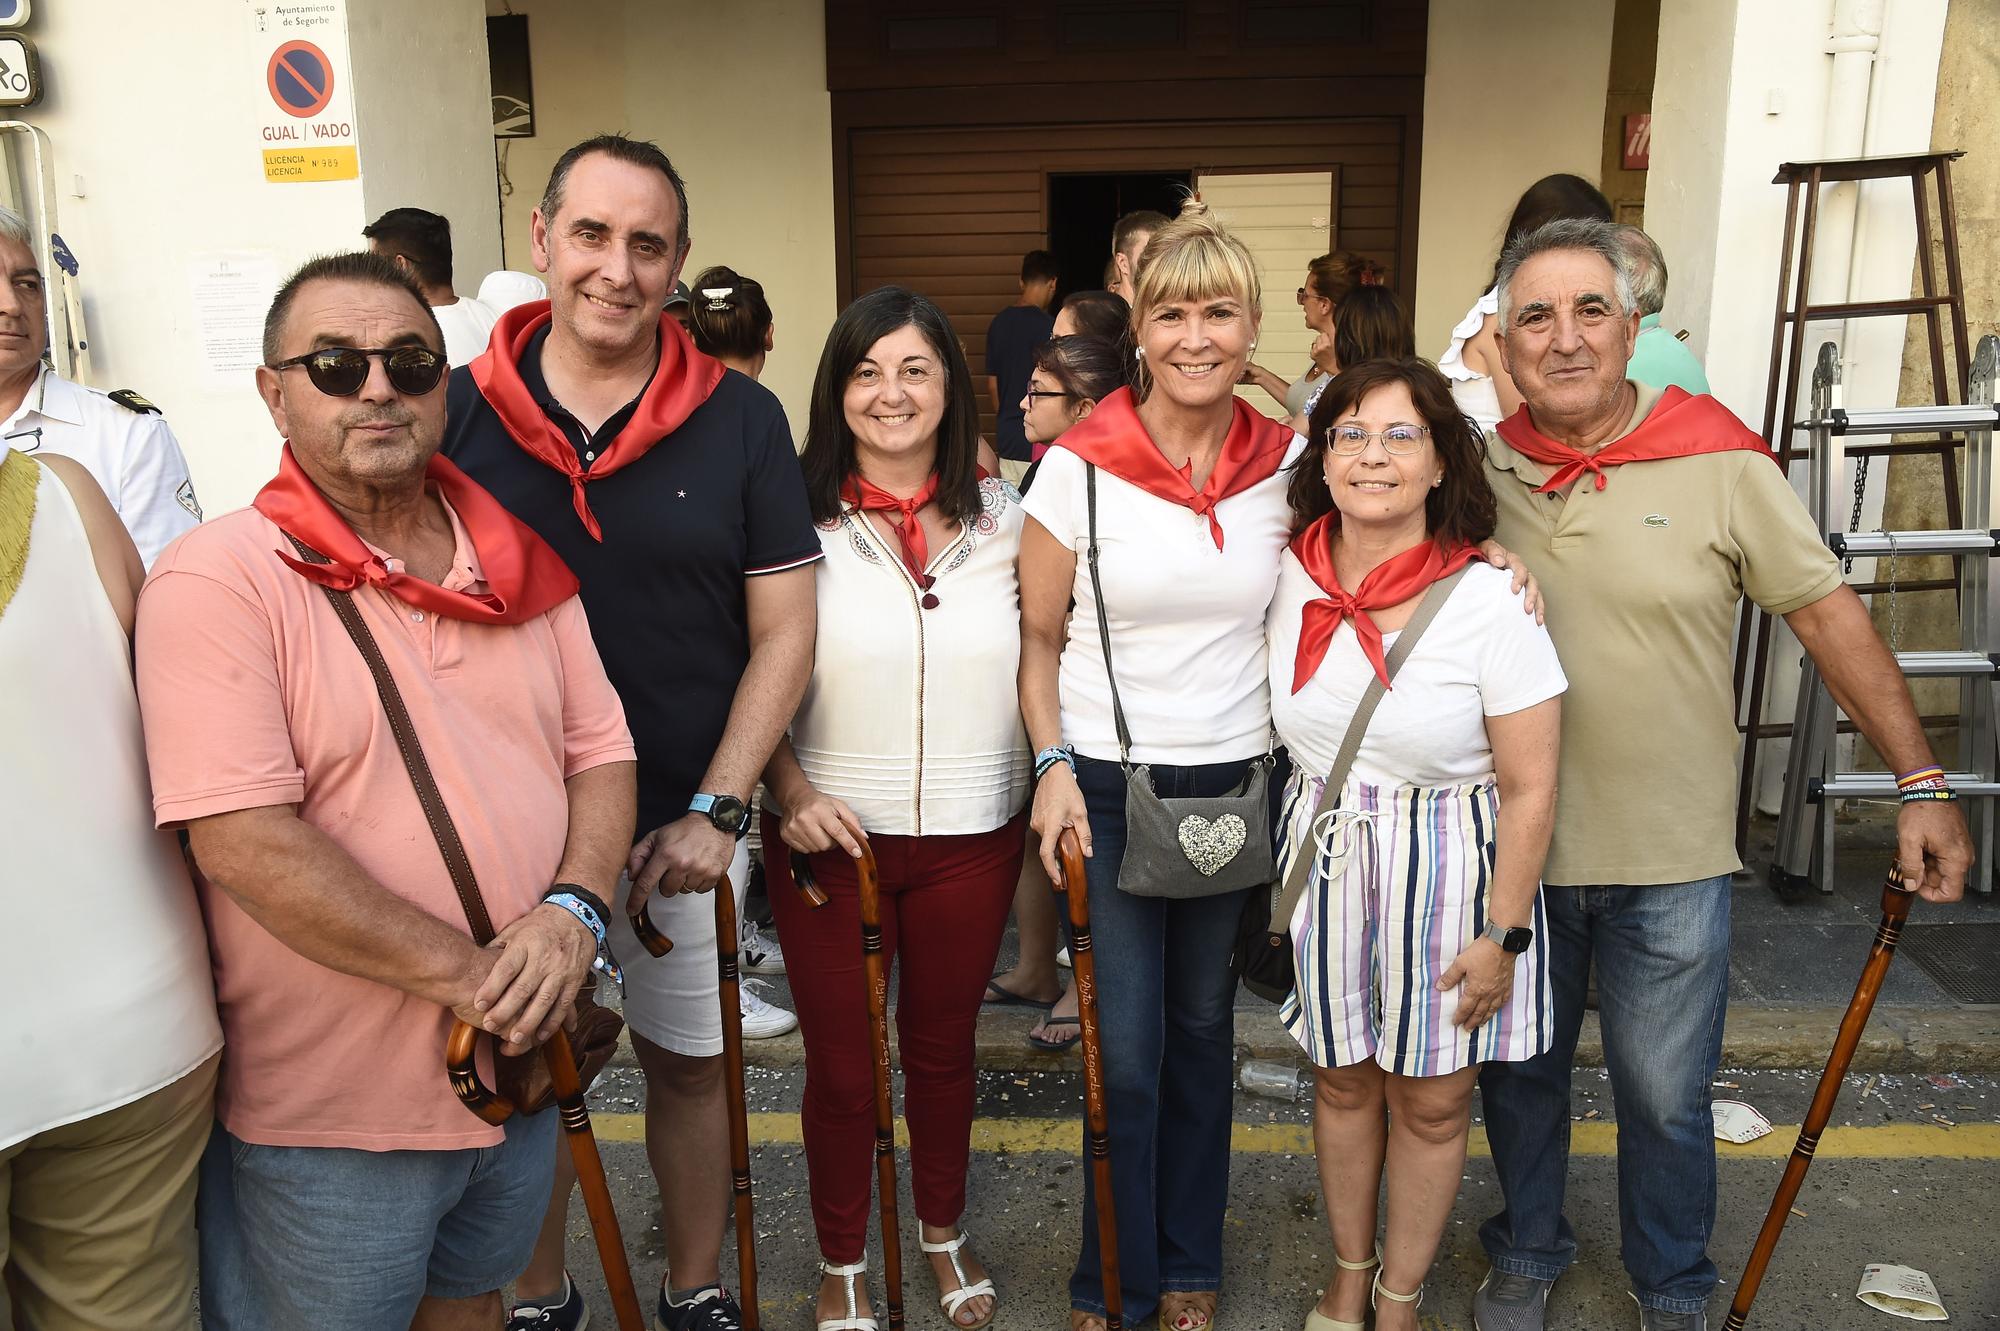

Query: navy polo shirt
[[443, 327, 822, 838]]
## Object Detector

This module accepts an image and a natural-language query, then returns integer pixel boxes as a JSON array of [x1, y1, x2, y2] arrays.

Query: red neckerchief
[[843, 471, 940, 583], [467, 299, 724, 540], [1288, 514, 1477, 691], [1497, 385, 1771, 494], [1052, 387, 1293, 550], [253, 445, 578, 624]]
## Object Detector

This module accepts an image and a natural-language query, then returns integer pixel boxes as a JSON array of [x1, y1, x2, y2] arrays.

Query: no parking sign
[[256, 12, 359, 183]]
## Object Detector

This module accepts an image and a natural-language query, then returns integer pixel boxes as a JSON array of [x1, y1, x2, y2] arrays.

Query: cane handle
[[629, 894, 673, 957], [788, 850, 832, 908], [445, 1018, 515, 1126]]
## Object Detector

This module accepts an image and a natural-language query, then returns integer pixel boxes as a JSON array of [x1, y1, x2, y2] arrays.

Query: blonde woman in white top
[[0, 450, 222, 1327], [762, 287, 1028, 1331]]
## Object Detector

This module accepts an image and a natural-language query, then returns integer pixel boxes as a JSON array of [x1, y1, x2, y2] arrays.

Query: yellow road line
[[586, 1112, 2000, 1160]]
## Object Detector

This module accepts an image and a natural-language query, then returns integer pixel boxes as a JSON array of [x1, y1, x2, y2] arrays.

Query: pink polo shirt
[[136, 500, 635, 1150]]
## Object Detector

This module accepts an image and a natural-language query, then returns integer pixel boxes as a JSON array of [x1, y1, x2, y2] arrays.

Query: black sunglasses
[[268, 346, 448, 397]]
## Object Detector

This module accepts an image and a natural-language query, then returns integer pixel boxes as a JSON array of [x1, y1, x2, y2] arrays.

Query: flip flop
[[983, 977, 1058, 1010], [1025, 1015, 1081, 1052]]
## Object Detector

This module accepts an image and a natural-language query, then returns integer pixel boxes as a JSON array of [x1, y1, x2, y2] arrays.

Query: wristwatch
[[689, 792, 750, 836], [1484, 920, 1535, 954]]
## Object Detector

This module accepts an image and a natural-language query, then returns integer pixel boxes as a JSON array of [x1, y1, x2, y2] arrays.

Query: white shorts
[[607, 838, 751, 1058]]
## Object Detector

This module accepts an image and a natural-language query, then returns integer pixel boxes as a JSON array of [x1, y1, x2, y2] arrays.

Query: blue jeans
[[196, 1111, 557, 1329], [1477, 875, 1731, 1316], [1068, 753, 1263, 1321]]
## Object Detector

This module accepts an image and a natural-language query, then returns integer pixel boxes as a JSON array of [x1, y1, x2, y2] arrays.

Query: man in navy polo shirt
[[444, 133, 820, 1331]]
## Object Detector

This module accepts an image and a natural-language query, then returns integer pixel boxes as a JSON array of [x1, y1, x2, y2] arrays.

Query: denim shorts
[[196, 1109, 557, 1329]]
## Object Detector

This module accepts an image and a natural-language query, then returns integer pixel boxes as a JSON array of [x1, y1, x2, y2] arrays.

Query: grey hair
[[0, 205, 35, 258], [1495, 218, 1636, 325], [1612, 224, 1668, 316]]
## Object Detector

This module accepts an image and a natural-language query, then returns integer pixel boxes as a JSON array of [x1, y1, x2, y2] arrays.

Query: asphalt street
[[547, 1064, 2000, 1331]]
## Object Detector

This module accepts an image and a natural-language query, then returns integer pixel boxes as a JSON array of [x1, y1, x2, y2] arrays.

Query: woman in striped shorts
[[1264, 358, 1565, 1331]]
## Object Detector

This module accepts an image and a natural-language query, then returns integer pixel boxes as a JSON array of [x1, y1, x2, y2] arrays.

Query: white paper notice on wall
[[188, 256, 280, 381], [1856, 1264, 1949, 1321]]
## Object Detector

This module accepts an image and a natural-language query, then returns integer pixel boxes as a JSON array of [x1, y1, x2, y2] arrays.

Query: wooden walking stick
[[1057, 828, 1124, 1331], [709, 871, 764, 1328], [791, 845, 903, 1329], [1723, 864, 1920, 1330], [446, 898, 678, 1331]]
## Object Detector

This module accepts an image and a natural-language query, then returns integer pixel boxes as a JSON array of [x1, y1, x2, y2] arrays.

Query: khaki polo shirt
[[1486, 382, 1842, 886]]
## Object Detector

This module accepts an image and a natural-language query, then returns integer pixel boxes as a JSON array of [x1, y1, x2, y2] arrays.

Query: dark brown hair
[[1331, 285, 1415, 370], [539, 133, 691, 253], [262, 251, 441, 365], [1032, 334, 1125, 407], [1306, 250, 1385, 306], [1288, 357, 1497, 546], [686, 265, 772, 361]]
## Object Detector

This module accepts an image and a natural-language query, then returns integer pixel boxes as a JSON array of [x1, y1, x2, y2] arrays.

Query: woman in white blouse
[[1266, 358, 1562, 1331], [763, 287, 1028, 1331]]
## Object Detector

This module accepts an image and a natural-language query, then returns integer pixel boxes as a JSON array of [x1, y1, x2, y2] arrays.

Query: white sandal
[[817, 1258, 880, 1331], [920, 1231, 997, 1330], [1372, 1270, 1424, 1316], [1303, 1247, 1380, 1331]]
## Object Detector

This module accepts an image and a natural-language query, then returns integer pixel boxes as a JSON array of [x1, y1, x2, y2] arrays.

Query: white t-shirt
[[1022, 436, 1308, 765], [433, 296, 500, 366], [1267, 557, 1566, 786]]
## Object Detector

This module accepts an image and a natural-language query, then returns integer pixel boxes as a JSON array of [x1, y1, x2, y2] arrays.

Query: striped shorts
[[1275, 769, 1553, 1077]]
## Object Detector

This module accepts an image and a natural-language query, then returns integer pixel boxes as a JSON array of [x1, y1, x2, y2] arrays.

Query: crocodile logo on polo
[[1643, 513, 1670, 528]]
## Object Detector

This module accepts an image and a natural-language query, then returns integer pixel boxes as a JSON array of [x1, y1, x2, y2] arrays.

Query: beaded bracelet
[[1035, 745, 1076, 780]]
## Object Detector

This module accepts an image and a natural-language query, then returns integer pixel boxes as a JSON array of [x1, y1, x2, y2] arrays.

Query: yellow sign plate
[[262, 145, 358, 183]]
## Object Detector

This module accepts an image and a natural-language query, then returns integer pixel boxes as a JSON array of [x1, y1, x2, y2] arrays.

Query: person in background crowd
[[444, 134, 820, 1331], [667, 281, 697, 335], [1102, 255, 1121, 292], [1052, 289, 1132, 350], [1471, 219, 1970, 1331], [363, 207, 499, 367], [1292, 283, 1417, 432], [687, 265, 775, 382], [1021, 198, 1305, 1331], [1437, 175, 1612, 432], [984, 250, 1060, 486], [1, 448, 221, 1331], [138, 251, 636, 1330], [479, 268, 550, 314], [1242, 251, 1385, 419], [1612, 225, 1710, 397], [764, 285, 1028, 1331], [0, 206, 199, 566], [1107, 208, 1170, 302], [980, 332, 1128, 1059], [1268, 358, 1561, 1331]]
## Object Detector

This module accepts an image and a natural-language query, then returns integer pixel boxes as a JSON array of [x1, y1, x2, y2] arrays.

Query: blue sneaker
[[509, 1271, 589, 1330], [656, 1284, 745, 1331]]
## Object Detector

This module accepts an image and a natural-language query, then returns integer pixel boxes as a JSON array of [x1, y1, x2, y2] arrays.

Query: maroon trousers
[[763, 810, 1027, 1261]]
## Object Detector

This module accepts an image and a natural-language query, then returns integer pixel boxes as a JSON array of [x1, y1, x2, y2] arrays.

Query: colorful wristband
[[1035, 745, 1076, 779], [542, 891, 622, 986], [1896, 765, 1947, 789]]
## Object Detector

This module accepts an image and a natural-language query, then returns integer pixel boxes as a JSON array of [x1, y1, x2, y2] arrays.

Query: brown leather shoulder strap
[[284, 533, 497, 945]]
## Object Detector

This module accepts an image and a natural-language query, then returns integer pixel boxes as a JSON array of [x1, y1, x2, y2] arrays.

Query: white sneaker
[[740, 918, 786, 975], [738, 978, 798, 1038]]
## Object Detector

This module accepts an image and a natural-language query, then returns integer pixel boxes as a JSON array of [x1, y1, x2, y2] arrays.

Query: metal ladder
[[1771, 334, 2000, 895]]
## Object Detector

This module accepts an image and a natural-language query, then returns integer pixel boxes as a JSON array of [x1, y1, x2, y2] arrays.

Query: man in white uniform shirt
[[363, 206, 499, 366], [0, 206, 201, 566]]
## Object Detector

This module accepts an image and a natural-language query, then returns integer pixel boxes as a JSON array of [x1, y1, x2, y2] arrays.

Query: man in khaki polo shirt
[[1467, 219, 1970, 1331]]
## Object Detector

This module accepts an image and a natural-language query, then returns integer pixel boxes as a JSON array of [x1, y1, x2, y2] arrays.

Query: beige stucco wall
[[1411, 0, 1616, 361], [486, 0, 837, 436], [18, 0, 497, 515]]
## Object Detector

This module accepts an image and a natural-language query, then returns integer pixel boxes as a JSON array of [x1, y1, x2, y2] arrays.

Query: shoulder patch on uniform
[[107, 389, 161, 415], [175, 478, 203, 521]]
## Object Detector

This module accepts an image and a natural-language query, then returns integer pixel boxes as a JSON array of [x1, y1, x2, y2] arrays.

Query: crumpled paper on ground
[[1857, 1264, 1948, 1321], [1711, 1099, 1773, 1144]]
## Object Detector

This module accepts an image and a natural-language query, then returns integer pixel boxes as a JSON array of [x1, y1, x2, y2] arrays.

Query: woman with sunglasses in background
[[761, 286, 1029, 1331], [1242, 251, 1384, 420], [1291, 283, 1417, 434], [1266, 358, 1562, 1331]]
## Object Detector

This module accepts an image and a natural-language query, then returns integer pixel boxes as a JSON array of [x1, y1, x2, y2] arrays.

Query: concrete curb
[[618, 1003, 2000, 1074]]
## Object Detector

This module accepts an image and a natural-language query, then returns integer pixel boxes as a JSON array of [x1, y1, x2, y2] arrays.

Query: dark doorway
[[1047, 171, 1191, 300]]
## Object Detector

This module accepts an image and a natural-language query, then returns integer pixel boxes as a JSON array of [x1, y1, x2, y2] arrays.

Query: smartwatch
[[1484, 920, 1534, 954], [689, 792, 750, 836]]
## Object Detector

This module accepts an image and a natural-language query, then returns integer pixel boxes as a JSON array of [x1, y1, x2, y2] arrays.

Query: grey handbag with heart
[[1084, 463, 1277, 899]]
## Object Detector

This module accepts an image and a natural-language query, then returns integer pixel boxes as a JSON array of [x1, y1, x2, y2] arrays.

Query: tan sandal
[[1303, 1248, 1381, 1331], [1371, 1271, 1423, 1318], [1160, 1290, 1218, 1331]]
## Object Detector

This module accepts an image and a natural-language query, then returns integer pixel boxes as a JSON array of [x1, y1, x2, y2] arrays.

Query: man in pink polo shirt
[[135, 251, 638, 1331]]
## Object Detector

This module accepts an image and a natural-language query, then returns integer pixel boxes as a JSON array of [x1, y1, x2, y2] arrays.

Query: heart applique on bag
[[1177, 813, 1248, 877]]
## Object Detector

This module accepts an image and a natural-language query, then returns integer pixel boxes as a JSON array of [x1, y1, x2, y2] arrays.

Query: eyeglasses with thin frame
[[1023, 389, 1072, 403], [1325, 423, 1431, 456], [268, 346, 448, 397], [1296, 285, 1324, 306]]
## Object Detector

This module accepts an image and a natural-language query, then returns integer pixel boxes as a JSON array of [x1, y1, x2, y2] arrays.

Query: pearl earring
[[1134, 347, 1143, 361]]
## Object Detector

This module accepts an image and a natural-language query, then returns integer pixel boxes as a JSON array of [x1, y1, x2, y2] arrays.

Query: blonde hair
[[1128, 197, 1261, 399]]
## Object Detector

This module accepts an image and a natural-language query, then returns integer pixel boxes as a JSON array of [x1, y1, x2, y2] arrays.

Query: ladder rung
[[1847, 578, 1958, 595], [1741, 712, 1960, 739], [1800, 405, 2000, 436], [1781, 296, 1960, 322], [1894, 650, 1997, 676], [1811, 773, 2000, 801], [1830, 530, 1998, 558]]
